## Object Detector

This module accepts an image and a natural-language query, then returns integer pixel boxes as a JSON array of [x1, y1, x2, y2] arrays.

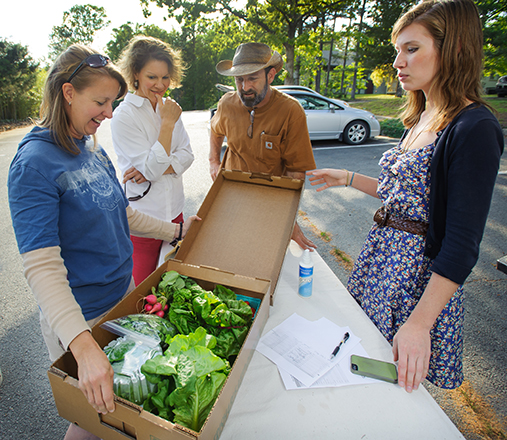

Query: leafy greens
[[141, 327, 231, 432]]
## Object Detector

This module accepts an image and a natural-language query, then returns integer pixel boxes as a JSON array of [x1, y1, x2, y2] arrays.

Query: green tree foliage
[[49, 4, 110, 60], [106, 17, 262, 111], [141, 0, 353, 84], [359, 0, 415, 94], [362, 0, 415, 69], [106, 22, 140, 63], [477, 0, 507, 76], [362, 0, 507, 89], [371, 63, 397, 90], [106, 22, 175, 62], [0, 39, 39, 120]]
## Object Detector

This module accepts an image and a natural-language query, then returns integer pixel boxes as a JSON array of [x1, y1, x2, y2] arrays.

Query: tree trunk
[[315, 40, 323, 93], [295, 55, 300, 85], [340, 15, 353, 95], [395, 80, 403, 97], [351, 0, 367, 100], [325, 14, 337, 96], [283, 17, 299, 85], [284, 41, 295, 85]]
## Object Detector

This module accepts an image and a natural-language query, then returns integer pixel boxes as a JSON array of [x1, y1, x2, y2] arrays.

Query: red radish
[[145, 294, 158, 305], [163, 304, 168, 311], [145, 304, 153, 312], [155, 310, 165, 318], [150, 302, 162, 313]]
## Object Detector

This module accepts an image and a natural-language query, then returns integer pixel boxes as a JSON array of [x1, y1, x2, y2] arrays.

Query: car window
[[294, 94, 332, 110]]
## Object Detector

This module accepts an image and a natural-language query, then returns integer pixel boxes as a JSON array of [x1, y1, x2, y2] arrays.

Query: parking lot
[[0, 110, 505, 439]]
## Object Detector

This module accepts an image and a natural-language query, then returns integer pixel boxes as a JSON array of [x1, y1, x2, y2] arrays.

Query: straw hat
[[216, 43, 283, 77]]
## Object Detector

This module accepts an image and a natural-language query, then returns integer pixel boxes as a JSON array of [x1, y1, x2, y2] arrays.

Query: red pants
[[131, 213, 184, 286]]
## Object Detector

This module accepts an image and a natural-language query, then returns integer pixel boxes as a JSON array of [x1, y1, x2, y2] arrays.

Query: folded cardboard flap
[[177, 169, 303, 302]]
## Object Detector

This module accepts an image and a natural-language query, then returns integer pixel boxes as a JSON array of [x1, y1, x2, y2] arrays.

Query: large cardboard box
[[179, 169, 303, 303], [48, 170, 304, 439]]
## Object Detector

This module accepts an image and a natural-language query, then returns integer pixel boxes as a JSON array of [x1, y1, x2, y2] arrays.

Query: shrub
[[380, 118, 405, 138]]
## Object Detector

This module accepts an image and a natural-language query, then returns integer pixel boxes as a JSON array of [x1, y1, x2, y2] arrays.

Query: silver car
[[278, 88, 381, 145], [211, 84, 381, 145]]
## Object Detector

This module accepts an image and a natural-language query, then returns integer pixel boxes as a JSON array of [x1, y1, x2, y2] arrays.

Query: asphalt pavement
[[0, 110, 505, 439]]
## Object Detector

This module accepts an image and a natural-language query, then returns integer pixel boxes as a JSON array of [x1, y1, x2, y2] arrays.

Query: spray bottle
[[298, 249, 313, 297]]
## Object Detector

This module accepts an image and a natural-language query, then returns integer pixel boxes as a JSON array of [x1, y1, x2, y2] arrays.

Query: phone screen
[[350, 355, 398, 383]]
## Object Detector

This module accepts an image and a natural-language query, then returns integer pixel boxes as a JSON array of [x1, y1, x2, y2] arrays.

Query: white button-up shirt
[[111, 93, 194, 222]]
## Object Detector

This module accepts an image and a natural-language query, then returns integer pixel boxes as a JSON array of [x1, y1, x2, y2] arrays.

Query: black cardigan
[[425, 104, 504, 284]]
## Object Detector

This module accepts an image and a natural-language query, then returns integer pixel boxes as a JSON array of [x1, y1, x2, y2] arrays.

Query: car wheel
[[343, 121, 369, 145]]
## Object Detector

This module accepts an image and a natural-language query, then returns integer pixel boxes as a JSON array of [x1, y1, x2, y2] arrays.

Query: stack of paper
[[256, 313, 377, 390]]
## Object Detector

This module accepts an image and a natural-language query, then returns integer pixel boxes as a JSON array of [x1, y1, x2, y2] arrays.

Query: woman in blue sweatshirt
[[8, 45, 197, 440]]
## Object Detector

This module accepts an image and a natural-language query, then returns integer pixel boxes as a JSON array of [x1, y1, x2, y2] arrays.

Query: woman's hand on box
[[182, 215, 201, 238], [69, 331, 115, 414]]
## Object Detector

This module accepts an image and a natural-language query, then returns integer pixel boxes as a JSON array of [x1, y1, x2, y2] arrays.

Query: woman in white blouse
[[112, 36, 194, 285]]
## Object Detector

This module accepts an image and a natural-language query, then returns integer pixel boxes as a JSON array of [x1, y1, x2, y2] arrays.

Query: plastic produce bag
[[103, 336, 162, 405], [101, 313, 178, 345], [101, 314, 179, 405]]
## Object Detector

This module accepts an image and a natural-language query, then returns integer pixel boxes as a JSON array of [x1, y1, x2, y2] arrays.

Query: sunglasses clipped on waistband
[[124, 181, 152, 201], [67, 54, 110, 83]]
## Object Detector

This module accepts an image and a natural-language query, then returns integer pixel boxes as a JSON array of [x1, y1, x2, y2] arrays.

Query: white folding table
[[219, 242, 464, 440]]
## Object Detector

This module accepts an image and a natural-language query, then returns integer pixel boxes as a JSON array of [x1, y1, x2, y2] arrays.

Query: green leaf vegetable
[[141, 327, 230, 432], [167, 276, 253, 360], [106, 271, 256, 431]]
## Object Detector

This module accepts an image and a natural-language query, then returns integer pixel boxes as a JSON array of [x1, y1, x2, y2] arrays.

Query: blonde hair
[[40, 44, 127, 155], [118, 36, 183, 91], [392, 0, 488, 131]]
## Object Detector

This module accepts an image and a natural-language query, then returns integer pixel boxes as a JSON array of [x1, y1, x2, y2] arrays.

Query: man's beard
[[239, 80, 269, 108]]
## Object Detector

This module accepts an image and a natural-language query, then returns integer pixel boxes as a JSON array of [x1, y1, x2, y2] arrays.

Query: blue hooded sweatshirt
[[8, 126, 133, 320]]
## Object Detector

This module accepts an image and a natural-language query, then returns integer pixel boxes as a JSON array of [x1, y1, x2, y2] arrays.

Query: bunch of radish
[[143, 293, 169, 318]]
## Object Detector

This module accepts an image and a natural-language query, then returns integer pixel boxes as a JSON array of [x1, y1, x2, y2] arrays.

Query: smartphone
[[350, 354, 398, 384]]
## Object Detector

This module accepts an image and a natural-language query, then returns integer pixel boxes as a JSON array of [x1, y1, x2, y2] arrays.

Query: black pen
[[330, 332, 350, 359]]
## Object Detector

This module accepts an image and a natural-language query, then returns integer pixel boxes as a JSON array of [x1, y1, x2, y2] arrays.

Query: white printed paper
[[256, 313, 361, 387], [279, 343, 377, 389]]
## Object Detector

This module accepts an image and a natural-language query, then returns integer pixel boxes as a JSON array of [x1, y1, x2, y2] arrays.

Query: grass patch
[[485, 96, 507, 128], [449, 381, 507, 439], [330, 246, 354, 271], [348, 94, 406, 118], [347, 94, 507, 128], [298, 210, 332, 244], [320, 231, 332, 242]]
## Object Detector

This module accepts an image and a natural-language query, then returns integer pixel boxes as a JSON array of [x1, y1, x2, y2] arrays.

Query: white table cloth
[[219, 242, 464, 440]]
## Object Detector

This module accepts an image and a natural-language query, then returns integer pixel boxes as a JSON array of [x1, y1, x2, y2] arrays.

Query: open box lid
[[176, 169, 304, 302]]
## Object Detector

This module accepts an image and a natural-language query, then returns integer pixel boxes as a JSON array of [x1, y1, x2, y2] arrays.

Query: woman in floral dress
[[307, 0, 503, 393]]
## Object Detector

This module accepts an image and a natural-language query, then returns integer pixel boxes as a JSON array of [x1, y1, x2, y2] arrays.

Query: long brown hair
[[118, 36, 184, 91], [392, 0, 488, 131], [40, 44, 127, 155]]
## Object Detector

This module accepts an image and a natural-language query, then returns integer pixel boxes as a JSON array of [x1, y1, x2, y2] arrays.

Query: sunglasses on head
[[67, 54, 110, 83]]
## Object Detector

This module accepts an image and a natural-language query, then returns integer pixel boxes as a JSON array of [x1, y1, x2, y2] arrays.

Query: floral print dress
[[347, 142, 464, 389]]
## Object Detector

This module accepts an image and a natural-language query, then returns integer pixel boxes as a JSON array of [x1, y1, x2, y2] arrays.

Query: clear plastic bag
[[103, 336, 162, 405], [100, 313, 178, 345], [101, 315, 175, 405]]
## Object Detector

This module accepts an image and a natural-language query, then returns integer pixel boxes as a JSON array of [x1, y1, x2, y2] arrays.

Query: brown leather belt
[[373, 206, 428, 236]]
